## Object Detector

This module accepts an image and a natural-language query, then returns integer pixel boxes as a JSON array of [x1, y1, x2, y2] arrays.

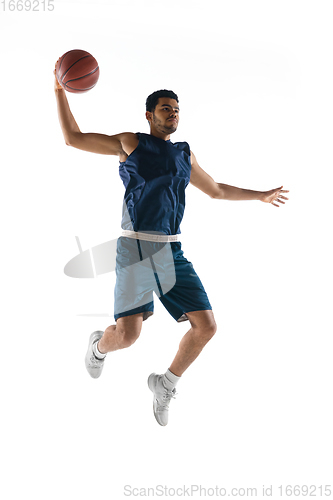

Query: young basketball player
[[54, 65, 289, 426]]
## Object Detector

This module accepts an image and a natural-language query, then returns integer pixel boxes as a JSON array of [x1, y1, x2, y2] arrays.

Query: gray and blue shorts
[[114, 236, 212, 323]]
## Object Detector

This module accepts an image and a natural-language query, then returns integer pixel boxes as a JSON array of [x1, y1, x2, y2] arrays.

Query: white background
[[1, 0, 332, 498]]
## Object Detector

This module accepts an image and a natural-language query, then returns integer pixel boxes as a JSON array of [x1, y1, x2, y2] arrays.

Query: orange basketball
[[56, 49, 99, 93]]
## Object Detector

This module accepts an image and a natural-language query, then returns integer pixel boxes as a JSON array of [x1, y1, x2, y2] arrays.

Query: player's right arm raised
[[54, 63, 125, 156]]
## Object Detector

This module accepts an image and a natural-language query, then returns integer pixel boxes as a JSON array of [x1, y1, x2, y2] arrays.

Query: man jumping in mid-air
[[54, 64, 288, 426]]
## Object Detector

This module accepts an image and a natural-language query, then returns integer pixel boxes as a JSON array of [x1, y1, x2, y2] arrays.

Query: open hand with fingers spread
[[260, 186, 289, 207]]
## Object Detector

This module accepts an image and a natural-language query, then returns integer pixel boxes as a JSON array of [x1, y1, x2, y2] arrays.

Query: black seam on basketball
[[64, 84, 97, 91], [64, 66, 99, 86], [60, 55, 94, 83], [58, 52, 72, 83], [68, 66, 99, 81], [58, 53, 66, 78]]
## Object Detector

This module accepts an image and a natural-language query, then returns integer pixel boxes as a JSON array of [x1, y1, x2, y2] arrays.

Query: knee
[[118, 328, 141, 349], [200, 321, 217, 342], [208, 321, 218, 339]]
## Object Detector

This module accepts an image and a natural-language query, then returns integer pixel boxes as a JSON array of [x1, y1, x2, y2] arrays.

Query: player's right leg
[[85, 312, 144, 378]]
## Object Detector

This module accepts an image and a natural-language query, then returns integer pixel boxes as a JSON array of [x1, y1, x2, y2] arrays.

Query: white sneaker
[[148, 373, 177, 426], [85, 331, 105, 379]]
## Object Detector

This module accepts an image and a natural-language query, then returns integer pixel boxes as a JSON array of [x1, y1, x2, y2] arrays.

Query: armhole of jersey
[[175, 141, 191, 156], [119, 132, 141, 165]]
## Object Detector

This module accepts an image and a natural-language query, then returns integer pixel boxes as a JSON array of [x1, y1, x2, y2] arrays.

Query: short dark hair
[[146, 89, 179, 112]]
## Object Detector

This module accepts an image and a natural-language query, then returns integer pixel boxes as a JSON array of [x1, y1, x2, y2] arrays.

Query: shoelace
[[159, 388, 177, 409], [90, 354, 104, 364]]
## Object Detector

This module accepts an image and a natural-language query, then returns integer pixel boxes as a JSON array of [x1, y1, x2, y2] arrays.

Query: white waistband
[[121, 230, 179, 242]]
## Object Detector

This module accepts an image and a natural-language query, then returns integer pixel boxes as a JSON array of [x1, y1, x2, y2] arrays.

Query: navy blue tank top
[[118, 132, 192, 235]]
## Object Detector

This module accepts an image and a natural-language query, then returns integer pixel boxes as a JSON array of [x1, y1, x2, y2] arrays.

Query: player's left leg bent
[[148, 243, 216, 425], [147, 310, 217, 426]]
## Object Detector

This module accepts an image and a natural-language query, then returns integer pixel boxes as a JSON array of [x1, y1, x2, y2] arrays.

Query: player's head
[[146, 90, 179, 113], [145, 90, 180, 135]]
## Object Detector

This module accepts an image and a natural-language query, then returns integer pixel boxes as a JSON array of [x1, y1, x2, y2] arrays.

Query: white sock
[[93, 340, 106, 360], [163, 369, 181, 390]]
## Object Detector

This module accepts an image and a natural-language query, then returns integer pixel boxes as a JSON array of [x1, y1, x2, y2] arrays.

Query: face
[[146, 97, 180, 135]]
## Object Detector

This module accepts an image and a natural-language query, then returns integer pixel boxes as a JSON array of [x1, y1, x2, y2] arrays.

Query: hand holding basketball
[[55, 49, 99, 93]]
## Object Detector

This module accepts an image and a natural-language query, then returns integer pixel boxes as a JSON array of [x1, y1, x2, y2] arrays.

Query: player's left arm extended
[[189, 152, 289, 207]]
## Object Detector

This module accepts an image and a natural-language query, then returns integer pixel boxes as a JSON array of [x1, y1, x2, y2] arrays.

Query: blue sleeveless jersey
[[118, 132, 192, 235]]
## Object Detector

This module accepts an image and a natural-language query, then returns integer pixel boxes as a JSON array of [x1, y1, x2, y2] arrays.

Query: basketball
[[55, 49, 99, 93]]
